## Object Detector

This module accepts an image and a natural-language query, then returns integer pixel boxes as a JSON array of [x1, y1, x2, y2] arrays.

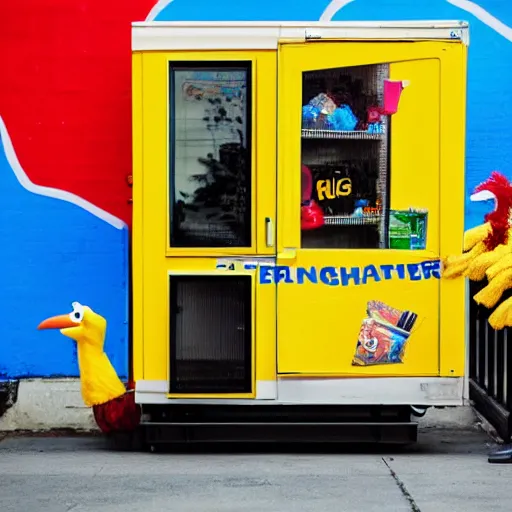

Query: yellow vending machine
[[131, 21, 468, 445]]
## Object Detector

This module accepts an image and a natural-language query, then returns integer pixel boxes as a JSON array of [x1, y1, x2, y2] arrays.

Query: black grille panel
[[170, 275, 252, 394]]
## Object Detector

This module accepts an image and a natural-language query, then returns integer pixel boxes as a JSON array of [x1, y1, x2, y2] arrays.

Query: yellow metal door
[[275, 40, 466, 377], [133, 51, 278, 396]]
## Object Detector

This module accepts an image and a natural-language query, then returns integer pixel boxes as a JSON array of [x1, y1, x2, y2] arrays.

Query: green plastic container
[[388, 209, 428, 250]]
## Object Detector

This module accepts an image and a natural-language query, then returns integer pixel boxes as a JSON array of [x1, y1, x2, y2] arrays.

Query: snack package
[[327, 105, 358, 131], [367, 106, 382, 123], [302, 105, 321, 128], [352, 301, 417, 366], [308, 93, 337, 115], [302, 104, 334, 130], [367, 122, 384, 134], [301, 164, 313, 203]]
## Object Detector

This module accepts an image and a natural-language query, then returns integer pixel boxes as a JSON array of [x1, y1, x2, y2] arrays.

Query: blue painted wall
[[0, 125, 129, 380]]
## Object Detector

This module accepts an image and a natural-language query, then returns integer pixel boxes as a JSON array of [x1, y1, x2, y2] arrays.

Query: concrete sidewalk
[[0, 425, 509, 512]]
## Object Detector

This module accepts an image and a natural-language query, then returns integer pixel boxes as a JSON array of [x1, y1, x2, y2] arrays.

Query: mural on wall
[[1, 0, 512, 383], [352, 300, 418, 366], [0, 0, 156, 380], [443, 171, 512, 329], [37, 302, 140, 433]]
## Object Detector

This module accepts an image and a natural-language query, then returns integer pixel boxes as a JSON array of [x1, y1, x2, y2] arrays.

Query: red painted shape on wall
[[0, 1, 156, 225]]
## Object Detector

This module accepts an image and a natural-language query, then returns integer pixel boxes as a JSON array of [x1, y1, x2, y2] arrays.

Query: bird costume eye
[[69, 302, 85, 324], [470, 189, 496, 203]]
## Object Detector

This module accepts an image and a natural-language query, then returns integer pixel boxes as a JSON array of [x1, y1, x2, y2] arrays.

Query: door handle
[[277, 248, 297, 262], [265, 217, 274, 247]]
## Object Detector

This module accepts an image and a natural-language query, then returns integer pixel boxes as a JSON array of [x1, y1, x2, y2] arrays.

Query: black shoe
[[488, 445, 512, 463]]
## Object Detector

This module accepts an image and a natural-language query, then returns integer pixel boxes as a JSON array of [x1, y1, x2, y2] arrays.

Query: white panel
[[135, 377, 464, 406], [135, 379, 277, 401], [132, 21, 469, 51], [256, 379, 277, 400], [277, 377, 464, 406]]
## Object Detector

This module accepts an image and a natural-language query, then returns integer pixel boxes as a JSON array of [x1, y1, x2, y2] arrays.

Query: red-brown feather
[[92, 392, 141, 434]]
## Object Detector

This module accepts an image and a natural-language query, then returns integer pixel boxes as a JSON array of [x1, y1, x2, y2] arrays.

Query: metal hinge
[[305, 29, 323, 40]]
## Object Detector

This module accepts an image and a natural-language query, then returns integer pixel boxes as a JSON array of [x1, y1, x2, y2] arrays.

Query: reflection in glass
[[169, 63, 251, 248], [300, 64, 390, 249]]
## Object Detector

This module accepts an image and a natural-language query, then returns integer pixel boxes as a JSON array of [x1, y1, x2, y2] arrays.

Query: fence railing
[[469, 279, 512, 441]]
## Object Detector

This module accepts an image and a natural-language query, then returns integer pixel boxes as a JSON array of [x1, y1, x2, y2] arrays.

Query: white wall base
[[0, 379, 98, 432], [417, 404, 477, 429]]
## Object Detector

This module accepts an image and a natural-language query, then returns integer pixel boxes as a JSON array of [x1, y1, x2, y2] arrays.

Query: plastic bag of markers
[[367, 300, 401, 326], [352, 301, 417, 366]]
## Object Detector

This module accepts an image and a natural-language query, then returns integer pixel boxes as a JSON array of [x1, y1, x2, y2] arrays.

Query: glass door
[[276, 41, 453, 377], [169, 62, 253, 250]]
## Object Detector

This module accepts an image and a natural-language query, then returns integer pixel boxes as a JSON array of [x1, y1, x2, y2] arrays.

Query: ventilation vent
[[170, 275, 252, 394]]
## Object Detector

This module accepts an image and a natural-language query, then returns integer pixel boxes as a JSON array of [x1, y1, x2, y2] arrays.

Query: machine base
[[140, 404, 418, 447]]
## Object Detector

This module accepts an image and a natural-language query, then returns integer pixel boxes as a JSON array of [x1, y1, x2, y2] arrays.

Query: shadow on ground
[[0, 425, 498, 456]]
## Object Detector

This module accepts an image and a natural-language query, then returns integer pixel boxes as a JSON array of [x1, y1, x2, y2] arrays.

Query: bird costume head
[[443, 170, 512, 330], [470, 171, 512, 250], [38, 301, 106, 349]]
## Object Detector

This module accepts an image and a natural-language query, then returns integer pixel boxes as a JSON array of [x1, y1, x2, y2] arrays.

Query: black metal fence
[[469, 279, 512, 441]]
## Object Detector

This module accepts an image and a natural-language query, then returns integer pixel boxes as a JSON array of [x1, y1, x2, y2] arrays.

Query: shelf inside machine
[[323, 214, 382, 226], [302, 129, 384, 141]]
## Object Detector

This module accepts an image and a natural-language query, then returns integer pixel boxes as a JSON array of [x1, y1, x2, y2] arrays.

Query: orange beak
[[38, 314, 77, 330]]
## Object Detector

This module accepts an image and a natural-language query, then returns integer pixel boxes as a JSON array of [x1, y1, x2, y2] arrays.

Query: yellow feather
[[464, 244, 511, 281], [473, 268, 512, 309], [489, 297, 512, 330], [442, 258, 470, 279], [442, 241, 487, 279], [487, 253, 512, 281], [463, 223, 491, 252], [78, 349, 127, 407]]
